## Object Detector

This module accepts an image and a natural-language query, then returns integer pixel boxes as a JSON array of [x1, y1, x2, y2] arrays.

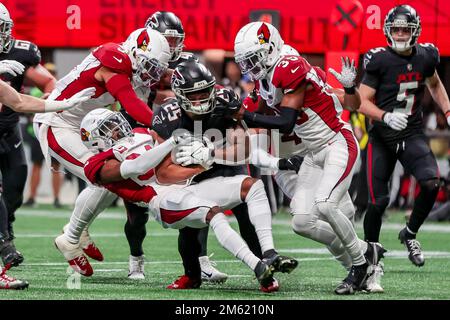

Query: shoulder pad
[[92, 43, 132, 75], [363, 47, 387, 72], [152, 98, 182, 139], [272, 55, 310, 91], [11, 39, 41, 66]]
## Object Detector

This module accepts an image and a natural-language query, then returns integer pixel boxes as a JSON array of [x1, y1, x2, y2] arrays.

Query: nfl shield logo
[[407, 64, 413, 71]]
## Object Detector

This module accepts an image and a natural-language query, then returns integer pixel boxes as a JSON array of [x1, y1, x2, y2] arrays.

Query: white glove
[[171, 129, 195, 146], [0, 60, 25, 77], [328, 57, 357, 89], [175, 136, 215, 169], [382, 111, 408, 131], [44, 87, 96, 112]]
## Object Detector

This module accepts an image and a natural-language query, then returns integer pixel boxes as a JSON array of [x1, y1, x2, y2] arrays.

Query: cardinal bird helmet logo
[[257, 23, 271, 44]]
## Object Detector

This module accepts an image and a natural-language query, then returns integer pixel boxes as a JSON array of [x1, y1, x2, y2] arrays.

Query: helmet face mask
[[81, 110, 133, 152], [235, 47, 269, 81], [0, 4, 13, 53], [175, 84, 216, 115], [164, 32, 185, 62], [384, 6, 421, 53], [133, 53, 168, 88]]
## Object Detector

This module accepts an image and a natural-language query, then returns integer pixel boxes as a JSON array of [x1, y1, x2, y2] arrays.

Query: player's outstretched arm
[[426, 71, 450, 125], [329, 57, 360, 111], [0, 80, 95, 113]]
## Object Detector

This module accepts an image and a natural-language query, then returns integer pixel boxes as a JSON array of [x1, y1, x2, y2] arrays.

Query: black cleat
[[0, 241, 24, 267], [254, 261, 276, 292], [364, 242, 387, 266], [398, 228, 425, 267], [335, 262, 371, 295], [263, 253, 299, 274]]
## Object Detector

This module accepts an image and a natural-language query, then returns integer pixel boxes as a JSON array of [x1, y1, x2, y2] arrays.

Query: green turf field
[[2, 204, 450, 300]]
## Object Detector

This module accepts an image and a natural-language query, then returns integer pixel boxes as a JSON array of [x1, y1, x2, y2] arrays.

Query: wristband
[[344, 86, 356, 95]]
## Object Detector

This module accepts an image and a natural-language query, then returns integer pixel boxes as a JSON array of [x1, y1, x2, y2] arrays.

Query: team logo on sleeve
[[257, 23, 271, 44], [80, 128, 90, 141], [137, 30, 150, 51]]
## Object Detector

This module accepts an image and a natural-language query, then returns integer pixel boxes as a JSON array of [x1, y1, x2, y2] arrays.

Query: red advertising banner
[[4, 0, 450, 55]]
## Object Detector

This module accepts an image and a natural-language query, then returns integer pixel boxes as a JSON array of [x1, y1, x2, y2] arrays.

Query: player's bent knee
[[240, 177, 261, 201], [369, 195, 390, 212], [419, 178, 440, 195], [314, 201, 337, 219], [292, 214, 316, 237]]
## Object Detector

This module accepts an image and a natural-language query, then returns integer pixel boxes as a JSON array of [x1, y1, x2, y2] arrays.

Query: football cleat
[[0, 264, 29, 290], [128, 255, 145, 280], [260, 276, 280, 293], [364, 242, 387, 266], [263, 253, 298, 274], [167, 275, 202, 289], [0, 240, 24, 267], [365, 262, 385, 293], [199, 255, 228, 283], [398, 228, 425, 267], [63, 224, 104, 261], [335, 262, 371, 295], [254, 261, 276, 293], [54, 234, 93, 277]]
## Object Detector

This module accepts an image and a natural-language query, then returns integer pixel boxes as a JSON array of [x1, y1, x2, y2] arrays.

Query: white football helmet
[[122, 28, 171, 88], [281, 44, 299, 56], [234, 22, 284, 80], [80, 109, 133, 151], [0, 3, 13, 53]]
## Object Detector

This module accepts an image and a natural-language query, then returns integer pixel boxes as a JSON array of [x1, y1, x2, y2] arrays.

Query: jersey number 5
[[395, 81, 418, 115]]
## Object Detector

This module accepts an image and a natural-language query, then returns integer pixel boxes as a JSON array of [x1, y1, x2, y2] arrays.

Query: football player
[[80, 108, 297, 292], [150, 60, 300, 292], [233, 22, 386, 294], [359, 5, 450, 269], [35, 27, 171, 275]]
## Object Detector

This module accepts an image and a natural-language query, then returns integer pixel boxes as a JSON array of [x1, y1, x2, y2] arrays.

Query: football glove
[[278, 155, 303, 173], [44, 87, 96, 112], [382, 111, 408, 131], [175, 136, 215, 169], [328, 57, 357, 89], [0, 60, 25, 77], [213, 89, 242, 119]]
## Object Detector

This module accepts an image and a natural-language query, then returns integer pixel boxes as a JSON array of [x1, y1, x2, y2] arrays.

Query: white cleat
[[128, 255, 145, 280], [199, 254, 228, 283], [54, 234, 93, 276], [365, 262, 384, 293], [62, 224, 104, 261]]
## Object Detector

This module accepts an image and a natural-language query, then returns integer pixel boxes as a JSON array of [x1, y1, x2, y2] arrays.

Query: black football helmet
[[171, 61, 216, 115], [383, 5, 421, 53], [145, 11, 185, 62]]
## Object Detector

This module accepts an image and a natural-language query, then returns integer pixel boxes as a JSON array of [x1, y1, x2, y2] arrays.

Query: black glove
[[278, 155, 303, 173], [212, 89, 242, 119]]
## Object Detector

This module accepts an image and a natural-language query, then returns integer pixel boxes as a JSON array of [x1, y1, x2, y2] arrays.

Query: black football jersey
[[152, 91, 245, 182], [0, 39, 41, 129], [361, 43, 439, 144]]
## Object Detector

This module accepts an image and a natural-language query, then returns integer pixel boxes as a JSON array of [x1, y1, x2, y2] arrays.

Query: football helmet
[[384, 5, 421, 53], [122, 28, 171, 87], [145, 11, 185, 62], [234, 22, 284, 80], [0, 3, 13, 53], [171, 61, 216, 114], [80, 109, 132, 151]]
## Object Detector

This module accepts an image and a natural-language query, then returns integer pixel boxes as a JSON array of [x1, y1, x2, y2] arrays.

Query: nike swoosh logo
[[202, 271, 213, 278], [14, 141, 22, 148], [366, 54, 372, 59], [291, 67, 300, 73], [113, 56, 123, 63]]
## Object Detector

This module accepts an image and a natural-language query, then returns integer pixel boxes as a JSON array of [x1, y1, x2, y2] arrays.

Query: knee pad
[[419, 178, 440, 195], [292, 214, 316, 237]]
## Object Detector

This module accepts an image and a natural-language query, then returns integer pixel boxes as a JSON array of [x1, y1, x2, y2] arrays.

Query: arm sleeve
[[105, 74, 153, 127], [243, 106, 298, 133], [105, 180, 157, 204], [119, 137, 175, 179]]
